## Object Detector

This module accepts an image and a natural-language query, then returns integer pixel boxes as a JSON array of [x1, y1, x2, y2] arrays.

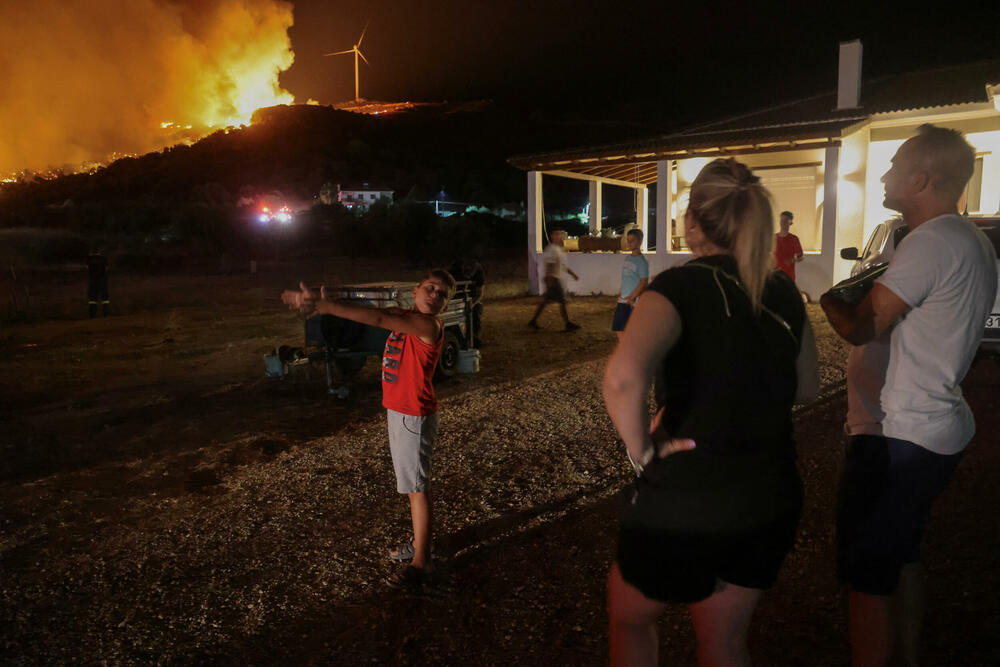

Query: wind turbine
[[325, 20, 371, 103]]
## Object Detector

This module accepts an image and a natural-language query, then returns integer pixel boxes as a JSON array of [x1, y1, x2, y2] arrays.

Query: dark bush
[[0, 228, 88, 266]]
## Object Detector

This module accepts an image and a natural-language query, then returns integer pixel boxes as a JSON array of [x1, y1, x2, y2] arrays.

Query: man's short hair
[[909, 124, 976, 202], [780, 211, 794, 220], [626, 228, 644, 242]]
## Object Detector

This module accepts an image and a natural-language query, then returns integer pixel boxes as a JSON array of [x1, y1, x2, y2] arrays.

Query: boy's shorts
[[611, 302, 633, 332], [616, 511, 799, 604], [542, 280, 566, 304], [836, 435, 962, 595], [386, 409, 438, 494]]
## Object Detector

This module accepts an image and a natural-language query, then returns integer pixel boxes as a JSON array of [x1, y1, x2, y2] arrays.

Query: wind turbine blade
[[324, 49, 354, 56], [357, 18, 371, 48], [358, 49, 370, 66]]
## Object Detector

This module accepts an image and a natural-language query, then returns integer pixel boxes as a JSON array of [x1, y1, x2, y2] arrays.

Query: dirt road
[[1, 268, 997, 664]]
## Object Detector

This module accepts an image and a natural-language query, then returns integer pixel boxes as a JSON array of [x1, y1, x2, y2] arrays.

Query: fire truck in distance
[[257, 205, 293, 224]]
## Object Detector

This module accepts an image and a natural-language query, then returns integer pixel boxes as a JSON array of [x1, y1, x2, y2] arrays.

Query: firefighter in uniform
[[87, 248, 110, 317]]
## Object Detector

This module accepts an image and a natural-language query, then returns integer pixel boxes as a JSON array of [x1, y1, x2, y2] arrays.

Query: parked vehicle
[[971, 216, 1000, 357], [838, 215, 1000, 358], [830, 218, 908, 303], [840, 217, 909, 277], [303, 280, 477, 396]]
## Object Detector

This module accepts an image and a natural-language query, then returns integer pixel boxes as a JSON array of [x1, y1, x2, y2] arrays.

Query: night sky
[[2, 1, 996, 176], [280, 0, 1000, 126]]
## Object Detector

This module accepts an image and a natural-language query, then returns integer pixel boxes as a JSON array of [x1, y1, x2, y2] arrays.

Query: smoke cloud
[[0, 0, 295, 177]]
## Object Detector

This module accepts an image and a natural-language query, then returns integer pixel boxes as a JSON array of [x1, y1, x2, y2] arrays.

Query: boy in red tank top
[[774, 210, 804, 281], [283, 269, 456, 589]]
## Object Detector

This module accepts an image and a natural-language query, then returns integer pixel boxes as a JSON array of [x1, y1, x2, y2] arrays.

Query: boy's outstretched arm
[[282, 282, 441, 343]]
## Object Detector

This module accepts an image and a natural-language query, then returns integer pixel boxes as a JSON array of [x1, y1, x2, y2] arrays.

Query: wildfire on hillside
[[0, 0, 296, 180]]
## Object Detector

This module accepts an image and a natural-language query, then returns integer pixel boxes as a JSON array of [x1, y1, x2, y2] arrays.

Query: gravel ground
[[2, 280, 997, 665]]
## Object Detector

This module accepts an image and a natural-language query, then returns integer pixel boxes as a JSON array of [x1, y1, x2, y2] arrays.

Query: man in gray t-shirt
[[821, 124, 998, 666]]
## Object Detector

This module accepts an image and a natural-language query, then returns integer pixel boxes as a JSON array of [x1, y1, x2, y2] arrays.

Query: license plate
[[987, 314, 1000, 329]]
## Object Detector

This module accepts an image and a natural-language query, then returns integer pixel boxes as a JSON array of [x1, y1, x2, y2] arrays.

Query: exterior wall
[[743, 148, 827, 256], [832, 127, 870, 285], [969, 130, 1000, 214], [530, 251, 690, 295], [528, 248, 838, 299], [812, 145, 840, 300]]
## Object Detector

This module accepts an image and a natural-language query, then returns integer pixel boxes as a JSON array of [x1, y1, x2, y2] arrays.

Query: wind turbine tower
[[325, 20, 371, 102]]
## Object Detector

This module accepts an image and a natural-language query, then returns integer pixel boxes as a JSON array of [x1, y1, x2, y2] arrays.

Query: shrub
[[0, 227, 88, 267]]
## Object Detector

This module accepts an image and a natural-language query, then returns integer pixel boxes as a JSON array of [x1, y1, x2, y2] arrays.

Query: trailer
[[303, 280, 477, 396]]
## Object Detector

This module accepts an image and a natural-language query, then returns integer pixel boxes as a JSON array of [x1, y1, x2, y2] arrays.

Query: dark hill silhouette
[[0, 102, 654, 220]]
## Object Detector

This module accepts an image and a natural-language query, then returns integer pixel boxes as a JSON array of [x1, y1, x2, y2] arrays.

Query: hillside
[[0, 102, 655, 221]]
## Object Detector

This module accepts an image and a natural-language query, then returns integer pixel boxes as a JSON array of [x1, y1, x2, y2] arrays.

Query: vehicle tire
[[436, 330, 461, 379]]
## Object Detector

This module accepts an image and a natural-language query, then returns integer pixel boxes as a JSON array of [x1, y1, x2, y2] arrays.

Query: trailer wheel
[[436, 330, 461, 378]]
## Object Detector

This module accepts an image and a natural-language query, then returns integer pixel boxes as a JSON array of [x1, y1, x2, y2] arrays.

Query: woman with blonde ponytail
[[603, 158, 820, 666]]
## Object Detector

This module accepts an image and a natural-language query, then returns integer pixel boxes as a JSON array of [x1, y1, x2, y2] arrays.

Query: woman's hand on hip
[[650, 407, 696, 458]]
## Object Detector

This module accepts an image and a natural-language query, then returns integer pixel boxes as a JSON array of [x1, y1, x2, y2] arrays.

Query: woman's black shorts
[[616, 512, 799, 604]]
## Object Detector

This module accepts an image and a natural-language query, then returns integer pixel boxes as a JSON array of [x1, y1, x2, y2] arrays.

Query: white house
[[510, 41, 1000, 300], [337, 182, 394, 210]]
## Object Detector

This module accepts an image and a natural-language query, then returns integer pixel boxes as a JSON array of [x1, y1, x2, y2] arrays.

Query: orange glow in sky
[[0, 0, 296, 176]]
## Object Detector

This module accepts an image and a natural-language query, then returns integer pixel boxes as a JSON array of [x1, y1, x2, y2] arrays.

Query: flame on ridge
[[0, 0, 296, 179]]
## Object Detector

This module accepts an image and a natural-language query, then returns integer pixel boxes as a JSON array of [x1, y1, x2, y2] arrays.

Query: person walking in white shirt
[[528, 229, 581, 331]]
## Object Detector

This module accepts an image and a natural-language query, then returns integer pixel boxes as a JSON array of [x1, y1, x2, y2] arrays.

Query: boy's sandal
[[386, 565, 430, 590], [389, 540, 415, 561], [388, 540, 434, 561]]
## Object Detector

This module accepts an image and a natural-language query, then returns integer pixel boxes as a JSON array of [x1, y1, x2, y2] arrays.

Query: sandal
[[386, 565, 430, 590], [388, 540, 434, 561]]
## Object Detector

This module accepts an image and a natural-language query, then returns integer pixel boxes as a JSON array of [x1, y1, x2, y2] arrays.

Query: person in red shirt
[[283, 269, 455, 589], [774, 211, 804, 281]]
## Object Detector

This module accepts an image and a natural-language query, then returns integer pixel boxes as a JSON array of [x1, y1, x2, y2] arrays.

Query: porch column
[[655, 160, 672, 255], [527, 171, 544, 295], [820, 146, 840, 285], [588, 180, 603, 235], [636, 185, 650, 252]]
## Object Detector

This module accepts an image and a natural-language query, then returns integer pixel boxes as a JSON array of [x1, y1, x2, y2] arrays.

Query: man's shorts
[[836, 435, 962, 595], [611, 302, 632, 332], [616, 511, 799, 604], [542, 280, 566, 304], [386, 409, 438, 494]]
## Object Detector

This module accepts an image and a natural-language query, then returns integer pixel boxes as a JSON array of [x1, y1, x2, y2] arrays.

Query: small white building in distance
[[337, 182, 394, 210]]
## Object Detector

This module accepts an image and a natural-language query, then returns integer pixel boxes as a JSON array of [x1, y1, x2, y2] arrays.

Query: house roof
[[509, 59, 1000, 185], [339, 183, 394, 192]]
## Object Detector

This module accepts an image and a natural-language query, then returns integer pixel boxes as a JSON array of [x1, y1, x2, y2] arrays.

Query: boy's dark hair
[[421, 268, 457, 298], [780, 211, 794, 220], [626, 228, 644, 242]]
